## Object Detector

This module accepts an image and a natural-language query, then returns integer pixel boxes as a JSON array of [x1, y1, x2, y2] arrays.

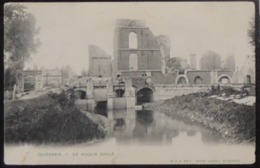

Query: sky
[[20, 2, 255, 74]]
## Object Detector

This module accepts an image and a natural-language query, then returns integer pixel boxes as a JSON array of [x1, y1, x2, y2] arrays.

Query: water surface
[[4, 108, 255, 164]]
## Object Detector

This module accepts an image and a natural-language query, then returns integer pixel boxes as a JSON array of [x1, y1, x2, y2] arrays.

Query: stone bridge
[[72, 77, 229, 111], [73, 78, 136, 111]]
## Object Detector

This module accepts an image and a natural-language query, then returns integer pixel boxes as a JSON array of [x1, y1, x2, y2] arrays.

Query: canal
[[106, 108, 224, 145], [4, 106, 255, 164]]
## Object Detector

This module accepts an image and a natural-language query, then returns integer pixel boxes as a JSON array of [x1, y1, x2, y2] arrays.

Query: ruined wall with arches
[[217, 71, 233, 84], [217, 74, 232, 84], [112, 20, 238, 97], [114, 19, 162, 73], [121, 69, 234, 88], [175, 75, 189, 84], [150, 71, 178, 84]]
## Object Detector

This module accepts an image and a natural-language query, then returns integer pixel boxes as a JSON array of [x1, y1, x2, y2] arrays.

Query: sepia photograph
[[3, 1, 256, 165]]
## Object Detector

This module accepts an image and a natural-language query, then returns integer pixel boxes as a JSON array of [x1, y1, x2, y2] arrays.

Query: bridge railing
[[71, 84, 87, 88], [154, 84, 212, 88], [93, 80, 107, 85], [154, 83, 251, 88]]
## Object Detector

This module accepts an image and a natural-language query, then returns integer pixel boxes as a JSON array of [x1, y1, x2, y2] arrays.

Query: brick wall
[[217, 71, 233, 79], [114, 19, 162, 72], [186, 71, 211, 84], [151, 71, 177, 84], [91, 58, 112, 77], [89, 45, 112, 77]]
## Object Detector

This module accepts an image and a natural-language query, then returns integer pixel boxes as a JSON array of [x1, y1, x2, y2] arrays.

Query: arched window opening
[[75, 90, 87, 99], [136, 88, 154, 105], [218, 76, 230, 84], [80, 91, 86, 99], [177, 77, 187, 84], [115, 89, 125, 98], [194, 76, 203, 84], [129, 53, 138, 70], [129, 32, 138, 49]]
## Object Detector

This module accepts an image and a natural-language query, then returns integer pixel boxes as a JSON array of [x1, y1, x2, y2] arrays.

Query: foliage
[[166, 57, 190, 74], [247, 17, 255, 46], [4, 67, 16, 90], [4, 92, 105, 144], [48, 89, 75, 107], [210, 84, 220, 95], [145, 93, 255, 143], [220, 86, 243, 96], [4, 3, 40, 89]]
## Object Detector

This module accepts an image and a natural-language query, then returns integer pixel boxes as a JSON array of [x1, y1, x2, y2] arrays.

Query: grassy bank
[[143, 92, 255, 143], [4, 91, 106, 145]]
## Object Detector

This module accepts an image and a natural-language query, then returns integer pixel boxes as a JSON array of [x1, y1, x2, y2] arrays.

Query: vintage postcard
[[4, 1, 256, 165]]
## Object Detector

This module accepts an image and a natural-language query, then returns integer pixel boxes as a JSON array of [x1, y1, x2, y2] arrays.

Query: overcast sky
[[21, 2, 254, 74]]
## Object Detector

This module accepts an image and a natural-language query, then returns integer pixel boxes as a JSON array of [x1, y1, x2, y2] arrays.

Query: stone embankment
[[143, 92, 255, 143]]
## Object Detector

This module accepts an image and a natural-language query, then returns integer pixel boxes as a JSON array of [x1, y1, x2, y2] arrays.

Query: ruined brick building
[[19, 19, 255, 95], [111, 19, 254, 86], [70, 18, 255, 109], [21, 66, 76, 92], [222, 54, 236, 71], [88, 45, 112, 77], [113, 19, 164, 76], [235, 55, 255, 84], [200, 50, 222, 71], [23, 69, 42, 92]]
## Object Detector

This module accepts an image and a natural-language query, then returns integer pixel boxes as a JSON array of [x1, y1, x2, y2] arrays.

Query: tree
[[166, 57, 190, 74], [247, 17, 255, 46], [4, 3, 40, 90]]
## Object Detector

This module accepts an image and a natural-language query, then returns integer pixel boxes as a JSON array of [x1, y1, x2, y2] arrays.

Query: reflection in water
[[133, 110, 154, 142], [95, 101, 108, 117], [108, 108, 223, 145], [4, 108, 254, 164], [114, 118, 126, 131], [135, 110, 154, 125]]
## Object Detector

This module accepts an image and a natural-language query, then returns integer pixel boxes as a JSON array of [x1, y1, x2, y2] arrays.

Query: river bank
[[143, 92, 255, 144], [4, 91, 107, 145]]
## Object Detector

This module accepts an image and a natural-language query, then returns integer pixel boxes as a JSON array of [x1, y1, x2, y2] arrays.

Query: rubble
[[209, 94, 255, 106]]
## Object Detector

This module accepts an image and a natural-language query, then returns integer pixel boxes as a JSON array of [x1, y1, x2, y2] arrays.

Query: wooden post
[[12, 84, 16, 100]]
